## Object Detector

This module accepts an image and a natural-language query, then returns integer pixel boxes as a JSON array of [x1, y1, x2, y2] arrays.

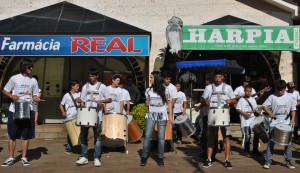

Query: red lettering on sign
[[71, 37, 89, 53], [91, 37, 106, 53], [106, 38, 127, 53], [128, 38, 142, 53]]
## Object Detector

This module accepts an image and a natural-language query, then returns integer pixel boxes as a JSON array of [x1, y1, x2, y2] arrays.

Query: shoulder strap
[[96, 82, 101, 90], [222, 83, 225, 93], [69, 92, 78, 109], [243, 97, 254, 112]]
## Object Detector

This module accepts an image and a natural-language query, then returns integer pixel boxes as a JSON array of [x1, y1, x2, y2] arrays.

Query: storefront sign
[[0, 35, 150, 56], [182, 25, 300, 51]]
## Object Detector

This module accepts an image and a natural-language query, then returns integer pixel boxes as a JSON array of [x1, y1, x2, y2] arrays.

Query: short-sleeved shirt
[[106, 85, 123, 114], [202, 83, 235, 108], [145, 88, 168, 121], [173, 91, 187, 114], [60, 92, 81, 121], [263, 93, 296, 126], [236, 97, 257, 127], [4, 74, 39, 112], [286, 90, 300, 106], [234, 85, 257, 98], [81, 82, 110, 121], [164, 83, 178, 101], [122, 88, 131, 102]]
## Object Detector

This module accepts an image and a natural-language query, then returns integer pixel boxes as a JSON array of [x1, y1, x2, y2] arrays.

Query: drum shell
[[250, 116, 270, 143], [14, 100, 30, 119], [271, 124, 293, 146], [127, 115, 143, 142], [208, 108, 230, 126], [76, 107, 98, 127], [64, 118, 81, 146], [102, 113, 127, 147], [174, 115, 195, 137], [152, 120, 172, 141]]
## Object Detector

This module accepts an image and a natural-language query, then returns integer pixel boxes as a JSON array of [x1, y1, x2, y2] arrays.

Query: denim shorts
[[7, 111, 35, 140]]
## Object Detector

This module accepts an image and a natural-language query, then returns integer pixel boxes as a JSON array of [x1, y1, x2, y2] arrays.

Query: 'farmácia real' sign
[[0, 35, 150, 56], [182, 25, 300, 51]]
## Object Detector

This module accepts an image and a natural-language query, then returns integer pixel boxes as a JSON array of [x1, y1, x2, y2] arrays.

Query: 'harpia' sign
[[182, 25, 300, 51]]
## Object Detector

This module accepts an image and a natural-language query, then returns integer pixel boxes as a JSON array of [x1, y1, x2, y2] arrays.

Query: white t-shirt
[[81, 82, 110, 121], [236, 97, 257, 127], [61, 92, 81, 121], [173, 91, 187, 114], [122, 88, 131, 102], [4, 74, 39, 112], [202, 83, 235, 108], [164, 83, 178, 101], [286, 90, 300, 106], [263, 92, 296, 126], [234, 85, 257, 98], [106, 85, 123, 114], [145, 88, 168, 121]]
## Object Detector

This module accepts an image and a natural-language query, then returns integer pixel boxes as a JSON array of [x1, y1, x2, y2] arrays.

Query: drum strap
[[243, 98, 254, 111], [69, 92, 78, 109]]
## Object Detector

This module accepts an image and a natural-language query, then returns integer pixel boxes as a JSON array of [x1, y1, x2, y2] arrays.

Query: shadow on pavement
[[16, 147, 48, 161]]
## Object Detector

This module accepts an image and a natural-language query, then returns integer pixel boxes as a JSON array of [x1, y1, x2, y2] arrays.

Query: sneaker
[[157, 158, 164, 167], [21, 158, 30, 166], [224, 160, 232, 169], [263, 163, 270, 169], [1, 158, 14, 167], [76, 157, 88, 165], [286, 161, 295, 169], [203, 159, 212, 168], [65, 149, 72, 155], [94, 158, 101, 167], [140, 158, 147, 166]]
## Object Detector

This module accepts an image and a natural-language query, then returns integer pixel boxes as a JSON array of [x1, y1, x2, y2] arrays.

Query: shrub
[[130, 103, 148, 130]]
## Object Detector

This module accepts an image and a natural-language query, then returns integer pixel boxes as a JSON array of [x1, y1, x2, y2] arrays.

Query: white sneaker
[[76, 157, 88, 165], [21, 158, 30, 166], [94, 158, 101, 167]]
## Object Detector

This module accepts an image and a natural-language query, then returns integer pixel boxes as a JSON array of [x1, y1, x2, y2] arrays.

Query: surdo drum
[[208, 107, 230, 126], [174, 115, 195, 137], [76, 106, 99, 127], [250, 116, 270, 143], [271, 123, 293, 146], [64, 117, 81, 146], [126, 115, 143, 143], [14, 99, 30, 119]]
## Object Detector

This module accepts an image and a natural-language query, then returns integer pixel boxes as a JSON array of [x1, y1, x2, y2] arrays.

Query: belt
[[150, 104, 164, 107]]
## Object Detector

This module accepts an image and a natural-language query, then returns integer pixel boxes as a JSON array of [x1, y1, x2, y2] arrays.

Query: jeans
[[265, 126, 292, 164], [80, 122, 102, 159], [66, 135, 73, 151], [243, 126, 259, 152], [174, 113, 183, 141], [141, 119, 167, 159]]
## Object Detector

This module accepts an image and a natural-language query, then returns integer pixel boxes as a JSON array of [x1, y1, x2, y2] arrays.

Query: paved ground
[[0, 135, 299, 173]]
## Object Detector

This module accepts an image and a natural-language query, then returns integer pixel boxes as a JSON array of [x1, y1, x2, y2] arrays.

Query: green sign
[[182, 25, 300, 51]]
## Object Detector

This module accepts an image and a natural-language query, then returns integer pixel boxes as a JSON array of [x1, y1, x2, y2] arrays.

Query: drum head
[[250, 116, 264, 129], [174, 115, 188, 124], [126, 114, 133, 124], [274, 123, 292, 132]]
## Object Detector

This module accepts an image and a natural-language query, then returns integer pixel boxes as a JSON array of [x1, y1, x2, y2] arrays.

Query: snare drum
[[174, 115, 195, 137], [152, 120, 173, 141], [102, 113, 127, 147], [208, 107, 230, 126], [250, 116, 270, 143], [76, 106, 99, 127], [64, 117, 81, 146], [14, 99, 30, 119], [271, 123, 293, 146], [127, 115, 143, 142]]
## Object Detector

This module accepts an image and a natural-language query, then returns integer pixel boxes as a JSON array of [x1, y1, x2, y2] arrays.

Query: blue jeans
[[66, 135, 73, 151], [265, 126, 292, 164], [80, 122, 102, 159], [141, 119, 167, 159]]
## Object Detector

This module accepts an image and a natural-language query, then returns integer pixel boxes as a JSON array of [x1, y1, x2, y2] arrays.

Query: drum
[[174, 115, 195, 137], [64, 117, 81, 146], [250, 116, 270, 143], [76, 106, 99, 127], [271, 123, 293, 146], [102, 113, 127, 147], [127, 115, 143, 142], [152, 120, 172, 141], [208, 107, 230, 126], [14, 99, 30, 119]]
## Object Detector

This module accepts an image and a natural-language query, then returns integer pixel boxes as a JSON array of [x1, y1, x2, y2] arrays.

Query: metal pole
[[189, 72, 192, 120]]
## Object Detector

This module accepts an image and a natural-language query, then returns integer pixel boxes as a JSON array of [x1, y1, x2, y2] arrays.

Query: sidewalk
[[0, 135, 299, 173]]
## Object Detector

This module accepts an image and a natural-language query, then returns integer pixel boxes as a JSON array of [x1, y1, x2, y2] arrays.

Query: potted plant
[[130, 103, 148, 131]]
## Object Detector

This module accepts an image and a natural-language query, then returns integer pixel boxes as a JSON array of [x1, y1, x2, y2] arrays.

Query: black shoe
[[224, 160, 232, 169], [157, 158, 164, 167], [203, 159, 212, 168], [140, 158, 147, 166]]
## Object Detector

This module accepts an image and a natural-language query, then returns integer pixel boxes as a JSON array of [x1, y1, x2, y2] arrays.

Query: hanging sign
[[182, 25, 300, 51], [0, 35, 150, 56]]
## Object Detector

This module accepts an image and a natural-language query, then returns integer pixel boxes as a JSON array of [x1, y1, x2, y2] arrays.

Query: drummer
[[76, 68, 112, 167], [59, 80, 81, 154], [105, 74, 124, 114], [173, 81, 187, 144], [1, 58, 40, 167], [262, 80, 296, 169], [236, 85, 261, 157], [202, 69, 236, 169]]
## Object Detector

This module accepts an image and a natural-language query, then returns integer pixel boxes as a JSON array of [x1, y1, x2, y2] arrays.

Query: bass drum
[[76, 106, 99, 127], [127, 115, 143, 143], [64, 117, 81, 146], [208, 107, 230, 126]]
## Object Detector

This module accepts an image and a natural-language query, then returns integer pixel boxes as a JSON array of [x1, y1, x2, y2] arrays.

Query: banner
[[0, 35, 150, 56], [182, 25, 300, 51]]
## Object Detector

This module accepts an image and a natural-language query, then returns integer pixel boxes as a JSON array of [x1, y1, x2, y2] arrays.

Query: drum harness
[[86, 82, 101, 107], [211, 83, 226, 108]]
